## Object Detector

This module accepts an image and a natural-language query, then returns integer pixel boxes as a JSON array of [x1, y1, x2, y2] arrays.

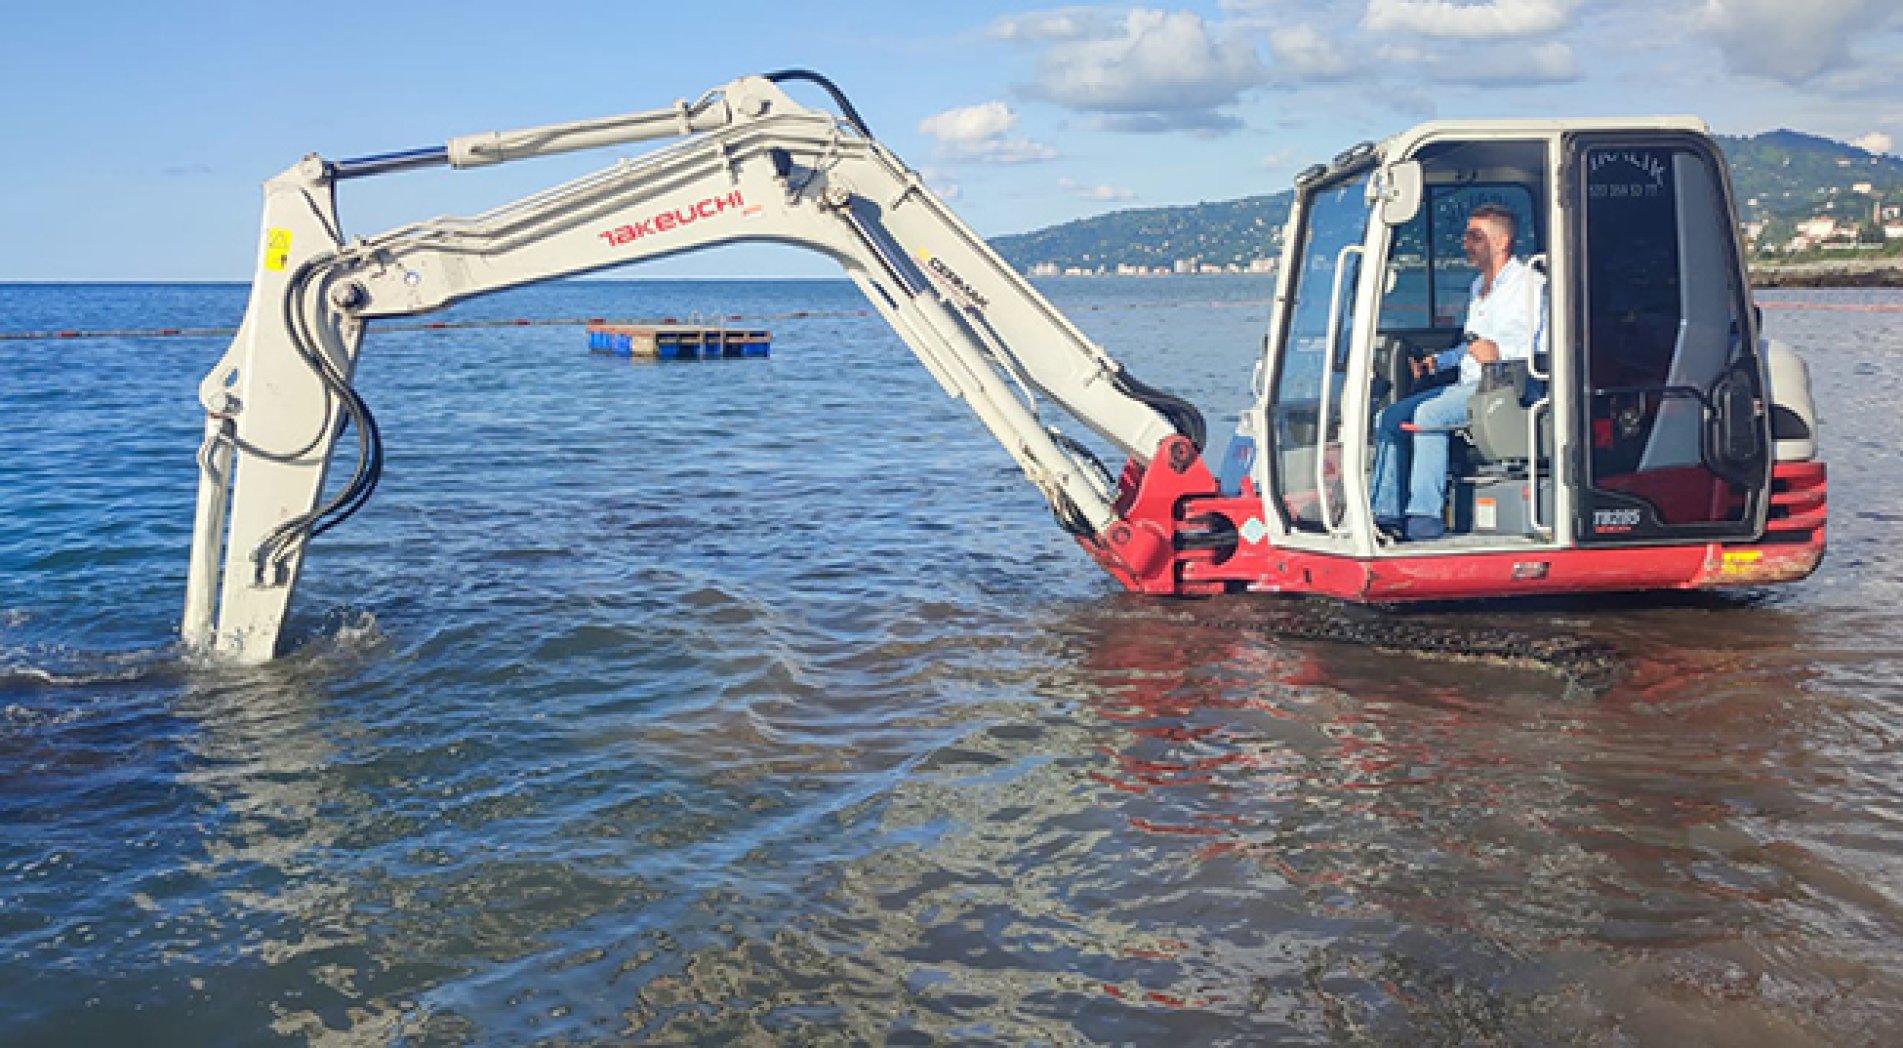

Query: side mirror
[[1374, 161, 1423, 226]]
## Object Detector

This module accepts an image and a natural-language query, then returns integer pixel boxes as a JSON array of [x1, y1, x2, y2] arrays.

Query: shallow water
[[1, 278, 1899, 1045]]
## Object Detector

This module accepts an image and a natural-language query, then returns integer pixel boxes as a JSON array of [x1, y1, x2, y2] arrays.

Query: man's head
[[1463, 203, 1516, 272]]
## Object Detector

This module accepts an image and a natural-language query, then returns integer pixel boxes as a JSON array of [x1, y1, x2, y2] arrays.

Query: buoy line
[[0, 309, 872, 343]]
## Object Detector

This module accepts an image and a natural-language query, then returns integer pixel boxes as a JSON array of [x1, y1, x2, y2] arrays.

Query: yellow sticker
[[1720, 550, 1764, 575], [264, 228, 293, 272]]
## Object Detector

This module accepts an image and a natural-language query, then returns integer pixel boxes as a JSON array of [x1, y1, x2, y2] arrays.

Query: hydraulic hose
[[764, 69, 875, 138], [250, 259, 384, 584], [1112, 368, 1208, 453]]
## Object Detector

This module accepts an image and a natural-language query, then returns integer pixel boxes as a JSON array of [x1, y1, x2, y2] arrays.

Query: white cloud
[[957, 138, 1063, 163], [1364, 0, 1574, 39], [1269, 24, 1351, 79], [1697, 0, 1880, 85], [1214, 0, 1303, 26], [1092, 110, 1245, 134], [1058, 177, 1137, 201], [1374, 37, 1578, 84], [988, 6, 1124, 42], [1013, 8, 1268, 131], [1430, 40, 1579, 83], [918, 101, 1058, 163], [1375, 43, 1433, 64], [1854, 131, 1895, 155], [919, 101, 1018, 143]]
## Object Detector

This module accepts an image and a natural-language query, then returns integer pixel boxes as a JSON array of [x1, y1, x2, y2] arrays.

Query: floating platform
[[587, 323, 770, 360]]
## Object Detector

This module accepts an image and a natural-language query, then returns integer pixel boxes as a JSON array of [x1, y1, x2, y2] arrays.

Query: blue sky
[[3, 1, 1900, 280]]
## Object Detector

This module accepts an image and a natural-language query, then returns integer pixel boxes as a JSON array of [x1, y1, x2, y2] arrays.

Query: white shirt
[[1435, 256, 1547, 386]]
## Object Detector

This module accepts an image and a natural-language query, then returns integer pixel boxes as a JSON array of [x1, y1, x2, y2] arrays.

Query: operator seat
[[1466, 257, 1550, 467], [1467, 360, 1539, 464]]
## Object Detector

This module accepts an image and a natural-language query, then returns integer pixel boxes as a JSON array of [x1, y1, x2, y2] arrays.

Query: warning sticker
[[264, 228, 293, 272], [1476, 497, 1497, 531], [1719, 550, 1764, 576]]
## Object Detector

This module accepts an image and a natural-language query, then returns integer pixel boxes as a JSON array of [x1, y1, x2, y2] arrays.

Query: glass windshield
[[1270, 173, 1370, 531]]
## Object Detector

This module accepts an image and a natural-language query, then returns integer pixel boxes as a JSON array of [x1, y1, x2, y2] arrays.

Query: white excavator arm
[[183, 71, 1205, 662]]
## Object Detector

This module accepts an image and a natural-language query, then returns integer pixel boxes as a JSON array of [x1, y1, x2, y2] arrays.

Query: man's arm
[[1412, 339, 1470, 379]]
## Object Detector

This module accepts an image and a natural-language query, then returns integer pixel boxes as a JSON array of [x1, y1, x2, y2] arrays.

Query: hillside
[[1719, 130, 1903, 242], [988, 130, 1903, 274], [991, 192, 1291, 274]]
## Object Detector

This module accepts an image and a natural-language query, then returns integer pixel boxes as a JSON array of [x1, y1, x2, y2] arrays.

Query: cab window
[[1379, 183, 1540, 330]]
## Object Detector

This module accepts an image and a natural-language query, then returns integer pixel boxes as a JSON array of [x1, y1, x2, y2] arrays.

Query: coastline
[[7, 265, 1903, 291], [1024, 260, 1903, 290], [1750, 258, 1903, 288]]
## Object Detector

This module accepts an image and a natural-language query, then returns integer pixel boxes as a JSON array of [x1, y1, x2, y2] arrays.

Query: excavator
[[183, 71, 1828, 664]]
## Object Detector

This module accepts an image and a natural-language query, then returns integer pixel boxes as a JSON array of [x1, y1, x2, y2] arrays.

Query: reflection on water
[[1, 281, 1900, 1043], [606, 591, 1902, 1044], [608, 585, 1903, 1042], [1051, 599, 1901, 1042]]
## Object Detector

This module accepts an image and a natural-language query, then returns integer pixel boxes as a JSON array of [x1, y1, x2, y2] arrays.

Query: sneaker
[[1375, 516, 1406, 541], [1405, 515, 1445, 541]]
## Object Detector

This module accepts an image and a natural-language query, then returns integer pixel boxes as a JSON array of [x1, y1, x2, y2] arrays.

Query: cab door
[[1262, 170, 1371, 539], [1567, 135, 1770, 544]]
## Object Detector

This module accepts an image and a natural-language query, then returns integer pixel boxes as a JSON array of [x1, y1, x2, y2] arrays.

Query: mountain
[[1717, 130, 1903, 233], [988, 130, 1903, 273], [990, 192, 1292, 274]]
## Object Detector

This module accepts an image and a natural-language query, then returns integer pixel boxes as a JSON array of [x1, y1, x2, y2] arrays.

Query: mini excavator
[[184, 71, 1826, 663]]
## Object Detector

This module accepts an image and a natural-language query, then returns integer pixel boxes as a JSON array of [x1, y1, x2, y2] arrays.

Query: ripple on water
[[3, 282, 1901, 1043]]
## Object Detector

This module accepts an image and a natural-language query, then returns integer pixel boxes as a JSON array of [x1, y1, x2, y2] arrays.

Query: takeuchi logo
[[599, 191, 749, 247]]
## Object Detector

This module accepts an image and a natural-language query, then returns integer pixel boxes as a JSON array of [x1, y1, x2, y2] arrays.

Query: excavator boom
[[183, 72, 1204, 662]]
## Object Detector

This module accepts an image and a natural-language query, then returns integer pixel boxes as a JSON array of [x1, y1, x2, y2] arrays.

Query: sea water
[[2, 277, 1900, 1044]]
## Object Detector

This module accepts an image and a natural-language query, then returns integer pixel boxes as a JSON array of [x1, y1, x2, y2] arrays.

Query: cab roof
[[1381, 115, 1713, 161]]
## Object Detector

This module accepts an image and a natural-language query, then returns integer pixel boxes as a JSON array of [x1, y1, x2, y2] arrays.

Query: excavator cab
[[1211, 119, 1826, 599]]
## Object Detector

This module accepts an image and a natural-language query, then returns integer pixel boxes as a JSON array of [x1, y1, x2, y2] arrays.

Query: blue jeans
[[1371, 381, 1475, 521]]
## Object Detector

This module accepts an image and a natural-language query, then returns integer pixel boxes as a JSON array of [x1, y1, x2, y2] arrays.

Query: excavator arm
[[183, 72, 1212, 662]]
